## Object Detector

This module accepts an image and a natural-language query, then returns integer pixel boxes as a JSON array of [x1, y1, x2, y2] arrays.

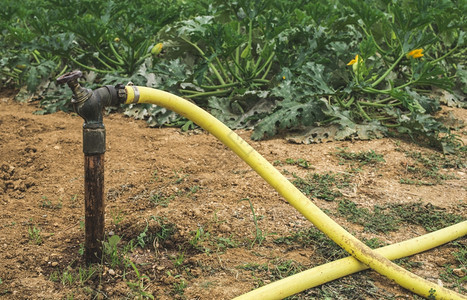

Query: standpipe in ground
[[57, 71, 124, 263], [124, 86, 466, 300]]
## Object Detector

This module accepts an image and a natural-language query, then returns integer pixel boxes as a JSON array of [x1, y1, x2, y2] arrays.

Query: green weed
[[269, 259, 304, 280], [337, 200, 398, 233], [173, 278, 187, 296], [136, 220, 149, 248], [401, 150, 459, 185], [240, 198, 272, 248], [335, 148, 385, 167], [305, 273, 392, 299], [128, 216, 177, 251], [150, 191, 173, 207], [68, 194, 79, 208], [395, 257, 423, 271], [215, 236, 238, 252], [186, 185, 200, 197], [126, 261, 154, 300], [60, 269, 75, 286], [28, 225, 42, 245], [390, 203, 465, 232], [284, 158, 313, 169], [50, 264, 97, 286], [338, 200, 465, 233], [237, 258, 305, 288], [78, 265, 97, 284], [40, 196, 62, 209], [150, 216, 176, 243], [274, 227, 347, 262], [399, 178, 435, 186], [190, 226, 211, 253], [292, 172, 351, 201], [439, 241, 466, 294], [78, 243, 84, 256], [171, 250, 185, 268], [110, 208, 125, 227], [171, 170, 189, 184], [363, 237, 387, 249], [102, 235, 126, 269]]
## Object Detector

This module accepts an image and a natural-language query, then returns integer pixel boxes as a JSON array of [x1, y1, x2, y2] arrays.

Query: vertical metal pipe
[[84, 154, 105, 263]]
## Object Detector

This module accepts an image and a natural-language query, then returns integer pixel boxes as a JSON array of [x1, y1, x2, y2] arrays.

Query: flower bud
[[151, 43, 163, 56]]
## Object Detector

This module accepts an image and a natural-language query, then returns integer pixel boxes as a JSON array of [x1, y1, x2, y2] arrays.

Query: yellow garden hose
[[125, 86, 466, 299], [234, 220, 467, 299]]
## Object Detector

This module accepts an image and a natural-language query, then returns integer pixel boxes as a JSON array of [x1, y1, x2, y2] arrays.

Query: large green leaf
[[251, 99, 327, 140]]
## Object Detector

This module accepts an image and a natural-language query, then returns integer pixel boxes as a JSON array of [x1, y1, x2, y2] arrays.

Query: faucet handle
[[57, 70, 91, 104], [57, 70, 83, 85]]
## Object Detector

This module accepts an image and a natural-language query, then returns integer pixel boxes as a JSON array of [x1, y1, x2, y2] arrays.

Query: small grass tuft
[[240, 198, 273, 248], [337, 200, 466, 233], [274, 226, 347, 261], [40, 196, 62, 209], [400, 150, 460, 185], [28, 225, 43, 245], [292, 172, 351, 201], [335, 148, 385, 167], [284, 158, 313, 169], [390, 203, 465, 232], [337, 200, 399, 233], [439, 241, 466, 294], [150, 191, 174, 207]]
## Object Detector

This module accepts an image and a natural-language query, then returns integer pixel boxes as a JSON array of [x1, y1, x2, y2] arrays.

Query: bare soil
[[0, 89, 465, 299]]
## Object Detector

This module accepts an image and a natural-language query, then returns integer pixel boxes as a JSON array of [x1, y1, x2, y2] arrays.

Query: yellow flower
[[347, 54, 360, 66], [282, 76, 286, 80], [407, 48, 424, 59], [114, 37, 120, 43], [151, 43, 163, 56]]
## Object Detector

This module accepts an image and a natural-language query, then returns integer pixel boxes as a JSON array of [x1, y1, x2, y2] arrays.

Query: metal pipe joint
[[57, 70, 126, 154]]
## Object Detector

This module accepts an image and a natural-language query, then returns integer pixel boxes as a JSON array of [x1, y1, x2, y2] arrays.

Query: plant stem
[[55, 63, 68, 79], [179, 89, 200, 94], [99, 48, 124, 66], [109, 42, 125, 63], [245, 19, 253, 72], [235, 22, 241, 78], [356, 101, 372, 121], [210, 47, 231, 83], [371, 53, 405, 88], [255, 52, 275, 78], [181, 37, 226, 85], [69, 56, 116, 73], [183, 89, 231, 98], [337, 96, 355, 108], [382, 122, 401, 128], [359, 101, 401, 107], [260, 55, 275, 80], [94, 54, 115, 70], [31, 51, 41, 64], [252, 79, 269, 84], [431, 45, 459, 64], [201, 82, 240, 90]]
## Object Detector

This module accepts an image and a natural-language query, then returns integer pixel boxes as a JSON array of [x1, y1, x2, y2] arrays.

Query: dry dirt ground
[[0, 89, 466, 299]]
